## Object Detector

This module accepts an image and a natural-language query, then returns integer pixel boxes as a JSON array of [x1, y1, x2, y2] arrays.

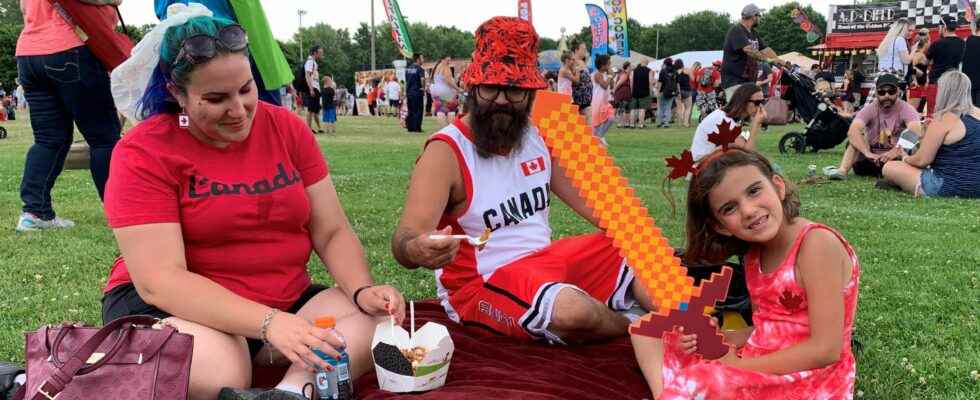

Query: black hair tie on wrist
[[352, 285, 374, 315]]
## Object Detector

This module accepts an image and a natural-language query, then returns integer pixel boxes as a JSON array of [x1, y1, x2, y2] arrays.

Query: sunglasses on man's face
[[877, 88, 898, 96]]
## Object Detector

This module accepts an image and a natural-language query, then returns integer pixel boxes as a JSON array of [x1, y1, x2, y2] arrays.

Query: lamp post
[[371, 0, 377, 70], [297, 9, 307, 61]]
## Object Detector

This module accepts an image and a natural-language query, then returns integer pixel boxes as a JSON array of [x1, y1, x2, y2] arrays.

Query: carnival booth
[[811, 0, 974, 86]]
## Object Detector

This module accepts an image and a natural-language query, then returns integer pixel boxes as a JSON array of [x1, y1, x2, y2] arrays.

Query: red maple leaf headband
[[665, 121, 743, 180]]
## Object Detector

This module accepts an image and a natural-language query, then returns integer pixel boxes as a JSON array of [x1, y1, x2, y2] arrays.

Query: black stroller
[[777, 67, 851, 154]]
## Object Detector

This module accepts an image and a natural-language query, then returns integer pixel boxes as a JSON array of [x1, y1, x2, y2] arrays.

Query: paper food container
[[371, 321, 454, 393]]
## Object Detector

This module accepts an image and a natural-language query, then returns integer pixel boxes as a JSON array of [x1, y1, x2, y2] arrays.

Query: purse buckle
[[38, 380, 60, 400]]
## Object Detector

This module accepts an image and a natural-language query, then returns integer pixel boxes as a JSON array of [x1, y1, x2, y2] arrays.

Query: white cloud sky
[[120, 0, 838, 41]]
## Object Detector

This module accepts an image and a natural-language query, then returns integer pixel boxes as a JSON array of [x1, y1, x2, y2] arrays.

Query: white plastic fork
[[427, 234, 490, 247]]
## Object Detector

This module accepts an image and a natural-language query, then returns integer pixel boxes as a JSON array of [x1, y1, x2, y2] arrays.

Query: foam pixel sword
[[530, 91, 734, 359]]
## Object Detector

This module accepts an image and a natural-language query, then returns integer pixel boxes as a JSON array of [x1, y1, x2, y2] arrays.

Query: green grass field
[[0, 112, 977, 398]]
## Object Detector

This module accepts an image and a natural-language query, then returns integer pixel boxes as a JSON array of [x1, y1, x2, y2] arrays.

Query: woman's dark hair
[[309, 45, 322, 56], [622, 61, 631, 70], [570, 38, 585, 52], [683, 148, 801, 264], [673, 58, 684, 69], [137, 16, 245, 120], [722, 83, 762, 120], [595, 54, 611, 70]]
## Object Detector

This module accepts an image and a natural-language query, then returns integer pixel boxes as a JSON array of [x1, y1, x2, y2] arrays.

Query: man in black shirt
[[630, 58, 654, 128], [405, 53, 426, 132], [925, 15, 965, 115], [962, 22, 980, 106], [721, 4, 786, 100]]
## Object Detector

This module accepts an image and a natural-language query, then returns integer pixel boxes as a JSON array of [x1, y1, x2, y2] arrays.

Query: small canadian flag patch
[[520, 156, 546, 176]]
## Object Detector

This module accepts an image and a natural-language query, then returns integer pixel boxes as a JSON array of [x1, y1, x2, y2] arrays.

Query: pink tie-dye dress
[[658, 223, 860, 400]]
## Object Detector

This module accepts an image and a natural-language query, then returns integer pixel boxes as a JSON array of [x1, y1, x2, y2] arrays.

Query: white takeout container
[[370, 321, 454, 393]]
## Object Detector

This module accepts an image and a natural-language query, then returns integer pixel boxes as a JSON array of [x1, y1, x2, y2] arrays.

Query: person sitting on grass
[[690, 83, 767, 162], [882, 70, 980, 198], [824, 74, 923, 181], [633, 148, 860, 399], [392, 16, 654, 345], [100, 15, 405, 400]]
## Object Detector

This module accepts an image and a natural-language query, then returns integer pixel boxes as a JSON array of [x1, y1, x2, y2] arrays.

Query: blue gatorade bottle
[[312, 316, 353, 400]]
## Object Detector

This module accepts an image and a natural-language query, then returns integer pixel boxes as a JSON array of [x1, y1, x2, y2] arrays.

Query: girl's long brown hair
[[683, 148, 801, 264]]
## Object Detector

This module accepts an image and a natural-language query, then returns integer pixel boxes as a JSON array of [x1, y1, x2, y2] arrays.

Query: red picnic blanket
[[353, 300, 653, 399]]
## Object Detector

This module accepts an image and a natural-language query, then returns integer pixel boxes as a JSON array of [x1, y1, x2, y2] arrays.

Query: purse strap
[[26, 315, 168, 400]]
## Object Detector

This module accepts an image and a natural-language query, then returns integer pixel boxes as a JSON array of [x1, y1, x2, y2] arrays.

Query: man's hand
[[862, 151, 881, 164], [751, 105, 768, 126], [405, 226, 460, 270], [878, 148, 902, 165]]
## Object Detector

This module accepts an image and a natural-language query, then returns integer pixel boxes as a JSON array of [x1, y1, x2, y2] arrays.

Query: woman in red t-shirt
[[102, 16, 406, 400]]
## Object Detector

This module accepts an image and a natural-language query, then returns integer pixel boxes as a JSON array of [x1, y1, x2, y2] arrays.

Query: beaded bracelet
[[259, 309, 279, 345], [352, 285, 374, 315]]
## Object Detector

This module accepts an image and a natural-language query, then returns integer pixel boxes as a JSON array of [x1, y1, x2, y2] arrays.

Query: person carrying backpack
[[695, 60, 722, 121], [656, 58, 679, 128]]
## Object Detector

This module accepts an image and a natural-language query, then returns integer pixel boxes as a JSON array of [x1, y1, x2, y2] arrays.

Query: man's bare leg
[[549, 288, 630, 343]]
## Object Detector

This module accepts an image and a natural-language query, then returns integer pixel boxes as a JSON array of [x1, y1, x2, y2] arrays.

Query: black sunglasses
[[476, 85, 530, 104], [877, 87, 898, 96], [174, 24, 248, 67], [748, 99, 766, 106]]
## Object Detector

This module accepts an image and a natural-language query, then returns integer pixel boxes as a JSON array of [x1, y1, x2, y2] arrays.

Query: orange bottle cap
[[315, 316, 336, 329]]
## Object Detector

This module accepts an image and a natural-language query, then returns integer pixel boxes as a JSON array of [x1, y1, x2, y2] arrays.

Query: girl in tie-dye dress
[[633, 148, 860, 399]]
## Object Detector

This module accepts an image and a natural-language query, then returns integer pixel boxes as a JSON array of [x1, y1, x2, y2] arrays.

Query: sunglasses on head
[[877, 87, 898, 96], [173, 24, 248, 67]]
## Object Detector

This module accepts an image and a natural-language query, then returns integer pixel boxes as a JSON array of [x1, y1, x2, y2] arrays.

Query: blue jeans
[[657, 95, 675, 126], [17, 46, 121, 220]]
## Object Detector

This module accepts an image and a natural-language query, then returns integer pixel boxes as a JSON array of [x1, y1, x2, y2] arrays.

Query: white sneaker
[[823, 166, 846, 180], [16, 212, 75, 232]]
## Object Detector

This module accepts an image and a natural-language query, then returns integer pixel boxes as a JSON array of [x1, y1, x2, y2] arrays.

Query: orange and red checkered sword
[[530, 91, 734, 359]]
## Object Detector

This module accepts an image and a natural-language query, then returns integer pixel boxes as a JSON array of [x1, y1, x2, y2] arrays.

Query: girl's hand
[[356, 285, 407, 325], [674, 327, 699, 355], [265, 311, 345, 373]]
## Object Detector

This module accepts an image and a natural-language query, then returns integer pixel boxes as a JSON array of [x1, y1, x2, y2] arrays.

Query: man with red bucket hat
[[392, 17, 654, 344]]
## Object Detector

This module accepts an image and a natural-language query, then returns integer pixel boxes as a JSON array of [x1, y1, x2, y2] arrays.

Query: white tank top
[[430, 73, 458, 101], [428, 119, 553, 313], [557, 76, 573, 95]]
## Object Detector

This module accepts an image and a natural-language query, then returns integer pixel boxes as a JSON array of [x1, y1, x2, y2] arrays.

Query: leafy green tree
[[0, 0, 23, 26], [755, 2, 827, 54], [0, 23, 21, 87], [659, 11, 732, 56]]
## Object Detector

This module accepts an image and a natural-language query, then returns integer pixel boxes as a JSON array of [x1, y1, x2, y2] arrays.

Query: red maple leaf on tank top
[[778, 289, 804, 311], [708, 122, 743, 150]]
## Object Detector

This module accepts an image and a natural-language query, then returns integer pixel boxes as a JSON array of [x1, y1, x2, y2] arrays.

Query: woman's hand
[[356, 285, 407, 325], [265, 311, 346, 373]]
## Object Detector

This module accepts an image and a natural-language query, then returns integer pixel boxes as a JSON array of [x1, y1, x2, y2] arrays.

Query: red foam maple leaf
[[665, 150, 696, 180], [707, 120, 742, 150], [778, 289, 804, 311]]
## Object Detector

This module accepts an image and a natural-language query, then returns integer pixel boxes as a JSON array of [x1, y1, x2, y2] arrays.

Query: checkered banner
[[902, 0, 974, 26]]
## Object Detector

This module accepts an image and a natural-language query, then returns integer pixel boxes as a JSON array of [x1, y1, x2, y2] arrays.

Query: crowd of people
[[4, 1, 980, 399]]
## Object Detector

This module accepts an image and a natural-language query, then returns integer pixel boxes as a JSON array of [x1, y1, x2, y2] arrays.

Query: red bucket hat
[[461, 16, 547, 90]]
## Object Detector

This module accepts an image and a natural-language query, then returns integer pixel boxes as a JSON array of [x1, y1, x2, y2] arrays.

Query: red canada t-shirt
[[103, 102, 329, 310]]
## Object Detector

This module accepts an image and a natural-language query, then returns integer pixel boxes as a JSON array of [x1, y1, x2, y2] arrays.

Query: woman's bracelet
[[352, 285, 374, 315], [259, 309, 279, 345]]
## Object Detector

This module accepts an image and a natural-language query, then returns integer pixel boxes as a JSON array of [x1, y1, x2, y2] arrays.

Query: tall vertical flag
[[586, 3, 609, 68], [518, 0, 533, 24], [382, 0, 415, 59], [604, 0, 629, 57], [961, 0, 976, 22]]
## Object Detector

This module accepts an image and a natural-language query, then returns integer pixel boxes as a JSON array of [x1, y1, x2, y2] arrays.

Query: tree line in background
[[0, 1, 826, 92]]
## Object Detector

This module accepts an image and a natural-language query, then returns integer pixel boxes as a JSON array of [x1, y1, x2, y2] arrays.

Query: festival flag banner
[[586, 3, 609, 66], [961, 0, 976, 22], [518, 0, 533, 24], [791, 5, 822, 43], [382, 0, 415, 59], [604, 0, 630, 57]]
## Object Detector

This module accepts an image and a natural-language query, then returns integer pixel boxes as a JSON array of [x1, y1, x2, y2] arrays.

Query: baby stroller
[[777, 67, 851, 154]]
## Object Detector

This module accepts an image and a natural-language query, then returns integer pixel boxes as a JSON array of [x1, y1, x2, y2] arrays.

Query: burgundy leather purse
[[13, 315, 193, 400]]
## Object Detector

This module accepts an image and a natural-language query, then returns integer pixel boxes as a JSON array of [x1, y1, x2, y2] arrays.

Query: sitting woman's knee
[[882, 160, 903, 178], [550, 288, 602, 332]]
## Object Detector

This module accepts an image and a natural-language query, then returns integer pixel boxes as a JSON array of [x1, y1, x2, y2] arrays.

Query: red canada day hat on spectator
[[461, 16, 548, 90]]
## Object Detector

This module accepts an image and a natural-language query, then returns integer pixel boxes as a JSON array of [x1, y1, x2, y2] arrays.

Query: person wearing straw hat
[[393, 16, 654, 344]]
